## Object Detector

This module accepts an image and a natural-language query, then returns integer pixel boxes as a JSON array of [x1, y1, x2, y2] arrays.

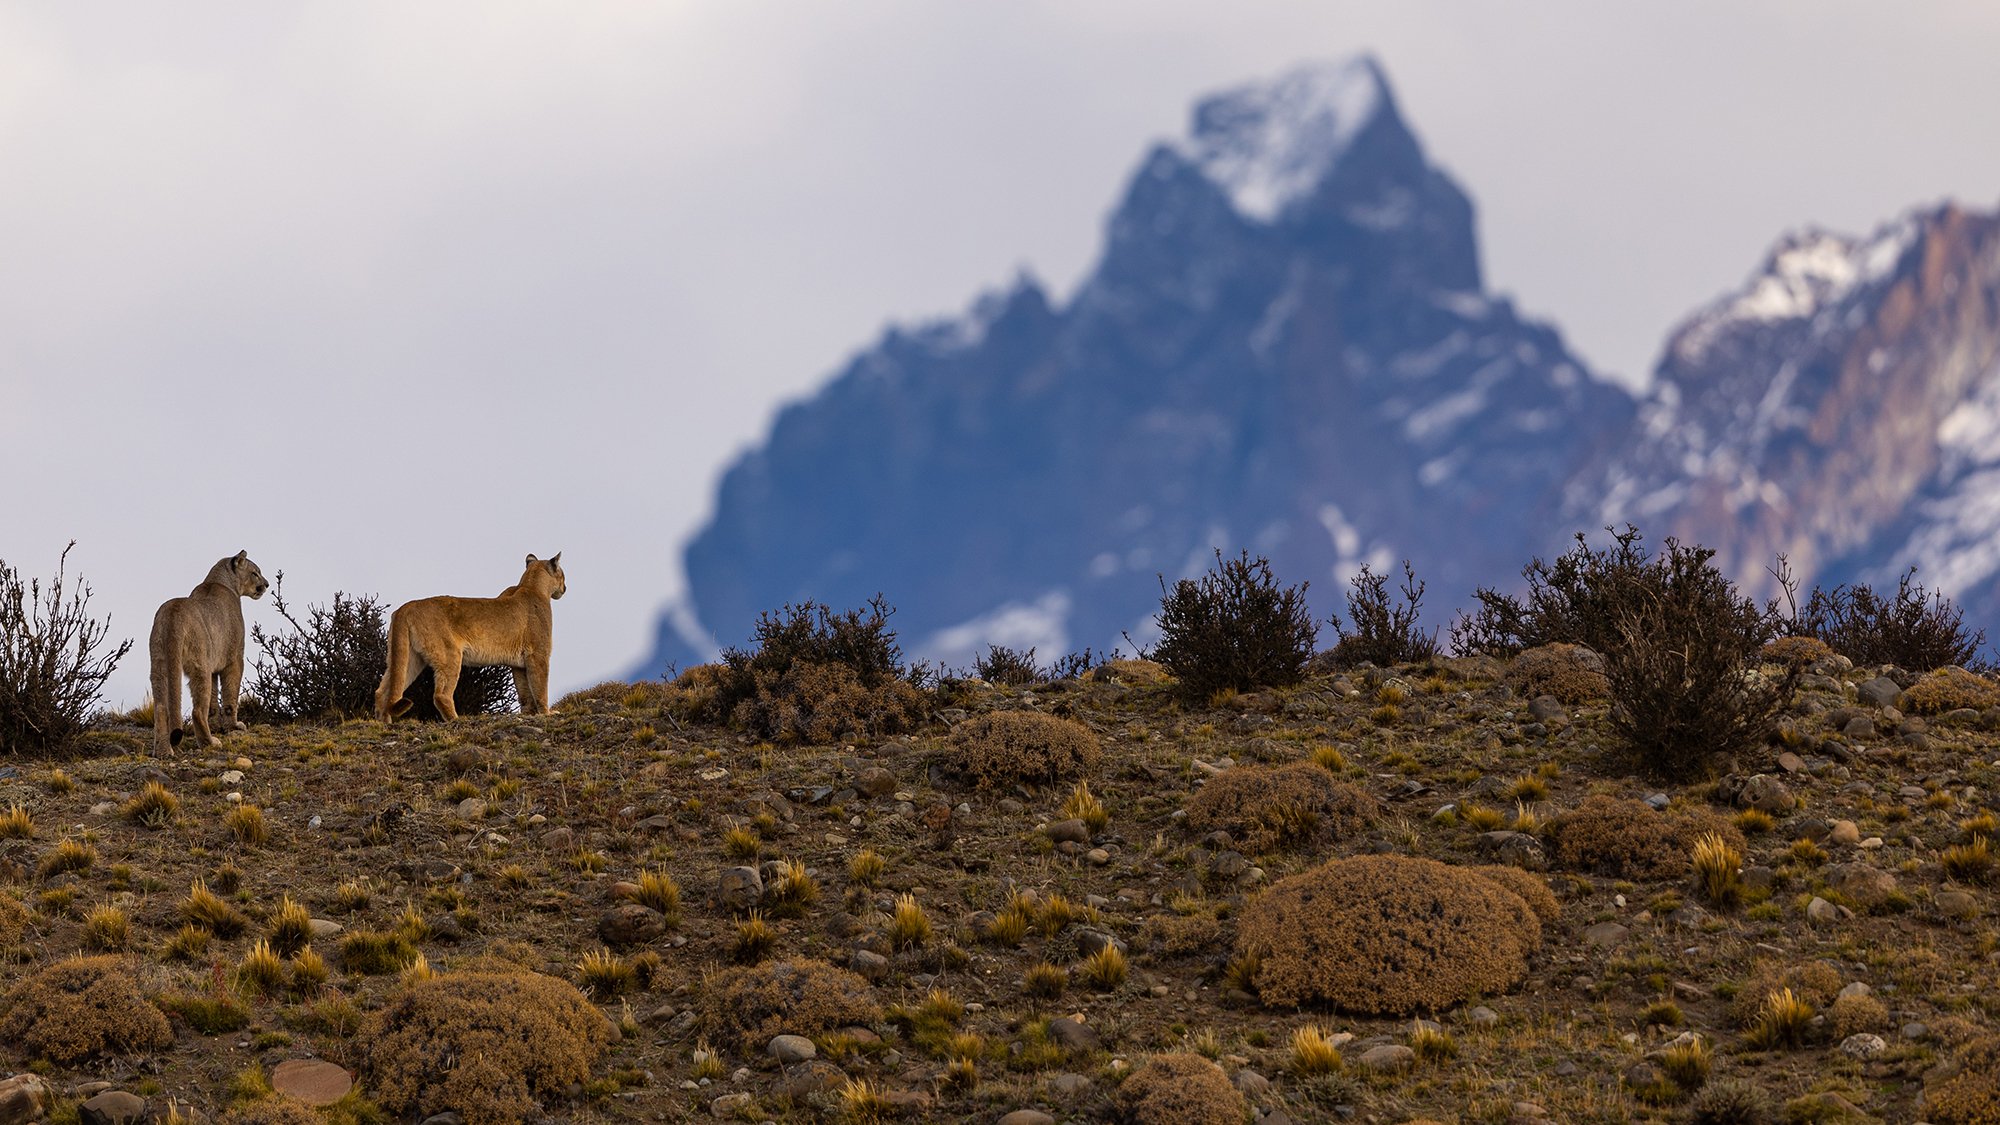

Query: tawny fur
[[375, 553, 567, 722], [149, 551, 270, 754]]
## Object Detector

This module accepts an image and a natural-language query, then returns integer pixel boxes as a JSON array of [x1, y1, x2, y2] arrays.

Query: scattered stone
[[1583, 922, 1629, 948], [1642, 793, 1671, 812], [1464, 1006, 1499, 1027], [1936, 889, 1980, 918], [1232, 1069, 1270, 1098], [219, 770, 244, 785], [455, 798, 486, 820], [848, 948, 890, 982], [79, 1092, 145, 1125], [1046, 1017, 1101, 1053], [1041, 818, 1091, 844], [541, 826, 575, 850], [708, 1092, 753, 1118], [0, 1075, 50, 1125], [773, 1061, 846, 1100], [1355, 1044, 1414, 1073], [1828, 820, 1861, 846], [717, 866, 764, 911], [1071, 928, 1127, 959], [1902, 1022, 1931, 1041], [997, 1112, 1055, 1125], [768, 1035, 816, 1064], [1622, 1061, 1665, 1090], [1733, 774, 1794, 815], [855, 767, 896, 796], [308, 918, 342, 939], [420, 1114, 465, 1125], [1840, 1033, 1887, 1060], [1856, 676, 1902, 708], [1837, 982, 1873, 1000], [1828, 864, 1897, 908], [1807, 897, 1852, 925], [1045, 1073, 1092, 1098], [598, 904, 667, 947], [270, 1059, 353, 1106]]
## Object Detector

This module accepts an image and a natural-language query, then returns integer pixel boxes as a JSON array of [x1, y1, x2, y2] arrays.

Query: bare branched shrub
[[975, 645, 1041, 686], [1771, 558, 1988, 672], [1327, 560, 1438, 667], [1601, 539, 1790, 779], [0, 544, 132, 756], [1151, 550, 1316, 701], [681, 596, 927, 742], [249, 574, 513, 722], [1453, 526, 1679, 657]]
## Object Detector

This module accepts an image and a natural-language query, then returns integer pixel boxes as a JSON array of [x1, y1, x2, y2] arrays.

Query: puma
[[375, 553, 566, 721]]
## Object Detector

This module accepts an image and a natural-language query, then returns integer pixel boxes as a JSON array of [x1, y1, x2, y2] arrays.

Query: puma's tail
[[149, 610, 182, 752], [377, 608, 415, 721]]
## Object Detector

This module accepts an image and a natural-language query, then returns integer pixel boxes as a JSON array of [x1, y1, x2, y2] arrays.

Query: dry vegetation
[[4, 547, 2000, 1122]]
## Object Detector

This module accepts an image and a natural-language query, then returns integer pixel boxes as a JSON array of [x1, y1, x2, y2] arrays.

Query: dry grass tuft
[[1290, 1024, 1344, 1076]]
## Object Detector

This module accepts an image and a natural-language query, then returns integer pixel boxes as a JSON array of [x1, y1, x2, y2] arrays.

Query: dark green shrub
[[1453, 526, 1715, 657], [1777, 561, 1988, 672], [1327, 560, 1438, 667], [0, 544, 132, 756], [249, 574, 513, 721], [1151, 551, 1316, 701], [975, 645, 1041, 686]]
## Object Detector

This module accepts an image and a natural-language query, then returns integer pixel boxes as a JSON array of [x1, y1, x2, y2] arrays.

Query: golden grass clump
[[1023, 962, 1067, 1000], [182, 878, 249, 937], [226, 804, 270, 845], [0, 892, 29, 946], [1903, 667, 2000, 715], [731, 912, 776, 964], [36, 838, 95, 880], [1691, 832, 1746, 909], [1547, 795, 1746, 880], [1741, 988, 1815, 1050], [848, 848, 887, 888], [266, 896, 313, 957], [632, 868, 682, 921], [1063, 780, 1109, 833], [82, 904, 130, 951], [889, 893, 931, 949], [1113, 1052, 1249, 1125], [766, 858, 818, 918], [217, 1098, 324, 1125], [1077, 944, 1127, 990], [0, 955, 173, 1064], [1943, 836, 1994, 884], [238, 940, 287, 996], [1236, 855, 1540, 1016], [0, 802, 35, 839], [1183, 761, 1379, 854], [1730, 959, 1841, 1028], [698, 958, 881, 1051], [121, 781, 181, 827], [946, 710, 1102, 788], [1290, 1024, 1344, 1075], [361, 968, 612, 1125], [1923, 1034, 2000, 1125], [1502, 643, 1610, 703]]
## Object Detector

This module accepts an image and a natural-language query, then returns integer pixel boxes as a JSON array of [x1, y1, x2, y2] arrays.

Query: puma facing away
[[375, 553, 566, 721], [149, 551, 270, 754]]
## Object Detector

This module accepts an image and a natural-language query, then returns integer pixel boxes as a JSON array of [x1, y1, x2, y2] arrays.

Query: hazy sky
[[6, 2, 2000, 707]]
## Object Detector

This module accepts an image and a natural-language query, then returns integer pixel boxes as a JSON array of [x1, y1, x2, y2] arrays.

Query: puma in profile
[[150, 551, 270, 754], [375, 553, 567, 722]]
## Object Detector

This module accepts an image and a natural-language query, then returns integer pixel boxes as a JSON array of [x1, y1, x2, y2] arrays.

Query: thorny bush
[[0, 543, 131, 756], [1327, 560, 1439, 667], [1150, 550, 1316, 702]]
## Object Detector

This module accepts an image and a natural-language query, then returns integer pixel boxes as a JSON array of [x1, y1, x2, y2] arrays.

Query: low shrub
[[946, 711, 1101, 788], [361, 968, 611, 1125], [1502, 644, 1610, 704], [1759, 635, 1833, 670], [1452, 527, 1665, 657], [1151, 550, 1316, 701], [1235, 855, 1540, 1015], [219, 1099, 323, 1125], [0, 544, 132, 756], [1925, 1034, 2000, 1125], [1780, 562, 1987, 672], [0, 955, 173, 1064], [1326, 561, 1438, 668], [679, 597, 928, 742], [1728, 959, 1841, 1027], [1113, 1052, 1248, 1125], [698, 958, 880, 1051], [1183, 762, 1378, 854], [975, 645, 1041, 686], [249, 575, 514, 721], [1547, 796, 1746, 881], [1902, 667, 2000, 715], [1687, 1078, 1777, 1125], [0, 891, 30, 945]]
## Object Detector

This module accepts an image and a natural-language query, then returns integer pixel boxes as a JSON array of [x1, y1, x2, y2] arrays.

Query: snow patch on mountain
[[1176, 57, 1385, 223], [1673, 221, 1917, 363]]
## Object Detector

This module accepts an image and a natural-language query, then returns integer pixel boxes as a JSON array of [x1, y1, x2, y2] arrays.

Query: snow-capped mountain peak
[[1672, 220, 1916, 364], [1174, 56, 1387, 223]]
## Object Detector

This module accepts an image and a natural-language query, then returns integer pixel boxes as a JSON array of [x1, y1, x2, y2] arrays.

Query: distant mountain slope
[[1571, 203, 2000, 624], [638, 57, 1635, 676]]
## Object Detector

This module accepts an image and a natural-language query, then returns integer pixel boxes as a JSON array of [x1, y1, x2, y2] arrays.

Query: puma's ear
[[525, 553, 539, 568], [233, 550, 247, 568], [549, 552, 562, 569]]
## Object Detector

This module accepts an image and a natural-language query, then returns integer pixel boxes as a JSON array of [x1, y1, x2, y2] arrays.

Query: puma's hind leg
[[510, 666, 540, 715], [429, 650, 463, 722]]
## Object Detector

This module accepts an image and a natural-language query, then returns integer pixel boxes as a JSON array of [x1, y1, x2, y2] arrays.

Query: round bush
[[1927, 1035, 2000, 1125], [1760, 635, 1833, 669], [1548, 795, 1745, 880], [947, 711, 1101, 788], [0, 955, 172, 1064], [1503, 644, 1609, 704], [699, 958, 880, 1051], [1688, 1078, 1777, 1125], [1471, 865, 1561, 926], [1902, 667, 2000, 716], [220, 1100, 323, 1125], [361, 969, 612, 1125], [1114, 1051, 1247, 1125], [0, 891, 29, 946], [1236, 855, 1541, 1016], [1184, 762, 1378, 853]]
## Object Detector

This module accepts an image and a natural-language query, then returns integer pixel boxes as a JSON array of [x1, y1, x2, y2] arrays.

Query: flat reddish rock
[[271, 1059, 352, 1106]]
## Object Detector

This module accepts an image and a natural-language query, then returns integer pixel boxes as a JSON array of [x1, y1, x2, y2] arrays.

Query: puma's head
[[212, 550, 269, 599], [525, 552, 566, 600]]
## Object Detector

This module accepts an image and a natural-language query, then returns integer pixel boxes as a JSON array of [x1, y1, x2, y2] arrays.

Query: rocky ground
[[2, 651, 1997, 1124]]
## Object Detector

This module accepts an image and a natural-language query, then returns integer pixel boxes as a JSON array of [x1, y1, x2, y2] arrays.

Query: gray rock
[[1045, 1073, 1092, 1098], [1232, 1069, 1270, 1098], [717, 866, 763, 911], [1527, 696, 1567, 722], [1839, 1033, 1887, 1060], [1857, 676, 1903, 708], [1842, 716, 1877, 740], [80, 1092, 146, 1125], [420, 1115, 466, 1125], [1046, 1016, 1101, 1053], [1071, 928, 1126, 959], [1464, 1006, 1499, 1027], [1829, 820, 1861, 846], [855, 767, 896, 797], [1903, 1021, 1931, 1040], [849, 949, 890, 982], [1042, 819, 1091, 844], [773, 1061, 846, 1100], [1734, 774, 1794, 815], [1642, 793, 1671, 811], [1936, 889, 1980, 918], [540, 826, 575, 850], [768, 1034, 816, 1064], [1495, 832, 1547, 871], [1622, 1061, 1666, 1089], [1355, 1044, 1414, 1073], [1837, 981, 1872, 1000], [0, 1074, 50, 1125], [997, 1113, 1055, 1125], [597, 904, 667, 947], [708, 1092, 753, 1118], [1807, 896, 1852, 925], [1828, 864, 1896, 908], [1583, 922, 1629, 948]]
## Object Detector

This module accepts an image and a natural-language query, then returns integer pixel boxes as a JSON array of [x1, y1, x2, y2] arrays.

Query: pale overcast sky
[[5, 2, 1999, 706]]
